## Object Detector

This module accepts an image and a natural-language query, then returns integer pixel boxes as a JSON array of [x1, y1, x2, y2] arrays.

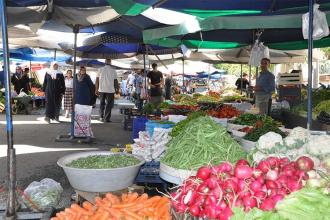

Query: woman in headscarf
[[75, 66, 94, 106], [43, 62, 65, 123], [64, 69, 73, 118], [11, 66, 30, 94]]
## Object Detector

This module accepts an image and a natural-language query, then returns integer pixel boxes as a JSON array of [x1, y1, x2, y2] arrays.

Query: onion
[[266, 170, 279, 181], [197, 166, 211, 180], [234, 165, 253, 179], [296, 156, 314, 172]]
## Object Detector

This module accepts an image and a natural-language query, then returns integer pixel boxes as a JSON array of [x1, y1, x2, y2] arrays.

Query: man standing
[[235, 73, 250, 90], [164, 73, 173, 100], [95, 59, 118, 122], [147, 63, 163, 107], [254, 58, 275, 115]]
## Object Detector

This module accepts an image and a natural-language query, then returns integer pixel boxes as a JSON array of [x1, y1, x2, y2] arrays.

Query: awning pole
[[0, 0, 16, 218], [54, 49, 57, 61], [240, 64, 243, 94], [71, 25, 79, 138], [307, 0, 314, 130], [182, 58, 185, 93]]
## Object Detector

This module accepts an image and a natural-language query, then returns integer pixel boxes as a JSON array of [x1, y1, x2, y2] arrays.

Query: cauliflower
[[253, 151, 267, 163], [257, 132, 283, 150], [283, 127, 309, 148], [304, 135, 330, 157]]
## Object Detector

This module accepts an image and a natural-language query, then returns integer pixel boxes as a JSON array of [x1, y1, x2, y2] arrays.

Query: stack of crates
[[277, 71, 303, 107]]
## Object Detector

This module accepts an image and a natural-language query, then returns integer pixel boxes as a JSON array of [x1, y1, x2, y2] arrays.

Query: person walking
[[254, 58, 275, 115], [75, 66, 94, 105], [135, 69, 144, 111], [147, 63, 164, 107], [64, 69, 73, 118], [43, 63, 65, 123], [164, 73, 173, 100], [95, 59, 118, 122]]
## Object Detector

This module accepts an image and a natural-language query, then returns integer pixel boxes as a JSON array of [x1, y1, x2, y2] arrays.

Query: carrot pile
[[51, 192, 171, 220]]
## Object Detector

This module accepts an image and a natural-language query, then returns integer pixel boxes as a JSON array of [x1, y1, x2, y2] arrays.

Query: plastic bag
[[302, 4, 329, 40], [249, 41, 270, 67], [22, 178, 63, 211], [74, 104, 93, 137]]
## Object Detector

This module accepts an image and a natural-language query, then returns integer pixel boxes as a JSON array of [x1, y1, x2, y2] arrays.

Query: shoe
[[99, 117, 104, 122], [55, 116, 60, 122], [44, 117, 50, 123], [105, 120, 112, 123]]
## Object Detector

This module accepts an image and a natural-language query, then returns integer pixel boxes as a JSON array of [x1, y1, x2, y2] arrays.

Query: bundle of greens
[[162, 116, 246, 170]]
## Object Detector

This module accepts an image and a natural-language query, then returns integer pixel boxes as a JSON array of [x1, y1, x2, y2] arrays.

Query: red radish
[[266, 180, 278, 189], [218, 162, 233, 173], [194, 194, 205, 206], [209, 186, 222, 199], [277, 176, 288, 186], [243, 196, 257, 209], [296, 156, 314, 172], [250, 180, 263, 192], [257, 160, 271, 173], [219, 207, 233, 220], [253, 169, 263, 178], [287, 179, 302, 192], [282, 167, 295, 176], [260, 198, 276, 211], [256, 175, 265, 184], [206, 176, 218, 189], [236, 159, 250, 167], [237, 190, 251, 198], [211, 166, 220, 175], [237, 179, 247, 191], [234, 165, 253, 179], [222, 179, 239, 193], [197, 183, 209, 194], [266, 170, 279, 181], [295, 170, 309, 181], [189, 205, 200, 217], [218, 200, 227, 210], [277, 188, 288, 196], [175, 203, 187, 213], [271, 194, 284, 203], [197, 166, 211, 180], [266, 156, 279, 168], [234, 198, 243, 207], [204, 206, 218, 219], [280, 157, 290, 166], [254, 191, 267, 200], [187, 191, 199, 206]]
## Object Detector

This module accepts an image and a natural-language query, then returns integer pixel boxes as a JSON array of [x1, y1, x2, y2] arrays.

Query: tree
[[321, 47, 330, 59], [214, 63, 257, 77]]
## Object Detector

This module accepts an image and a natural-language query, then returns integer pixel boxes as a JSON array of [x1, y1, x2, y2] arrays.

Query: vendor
[[11, 66, 30, 94], [147, 63, 164, 107], [254, 58, 275, 115]]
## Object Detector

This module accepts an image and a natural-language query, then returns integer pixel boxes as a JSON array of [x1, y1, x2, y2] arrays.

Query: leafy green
[[232, 207, 284, 220], [232, 113, 263, 126], [313, 100, 330, 115], [276, 188, 330, 220], [143, 103, 156, 115], [67, 155, 140, 169], [162, 116, 246, 170]]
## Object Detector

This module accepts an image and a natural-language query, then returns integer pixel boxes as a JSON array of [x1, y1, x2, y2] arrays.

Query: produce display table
[[114, 99, 137, 130], [31, 96, 45, 109]]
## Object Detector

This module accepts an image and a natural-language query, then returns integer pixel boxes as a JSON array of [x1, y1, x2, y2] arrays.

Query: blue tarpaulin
[[1, 48, 71, 62]]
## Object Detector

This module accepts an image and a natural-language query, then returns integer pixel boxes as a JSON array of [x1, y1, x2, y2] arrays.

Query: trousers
[[99, 93, 114, 121]]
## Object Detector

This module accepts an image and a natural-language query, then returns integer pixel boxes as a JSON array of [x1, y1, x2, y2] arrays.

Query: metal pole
[[182, 58, 185, 93], [0, 0, 16, 218], [307, 0, 314, 130], [71, 25, 79, 138], [143, 53, 147, 98], [249, 65, 252, 83], [240, 64, 243, 94], [54, 49, 57, 61]]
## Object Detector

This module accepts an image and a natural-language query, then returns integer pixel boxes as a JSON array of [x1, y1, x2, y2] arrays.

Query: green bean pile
[[67, 154, 140, 169], [162, 116, 246, 170]]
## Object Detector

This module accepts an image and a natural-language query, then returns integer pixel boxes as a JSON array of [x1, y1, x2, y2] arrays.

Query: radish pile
[[171, 156, 314, 220]]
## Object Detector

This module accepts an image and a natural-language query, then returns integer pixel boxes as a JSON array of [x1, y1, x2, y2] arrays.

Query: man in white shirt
[[95, 59, 118, 122]]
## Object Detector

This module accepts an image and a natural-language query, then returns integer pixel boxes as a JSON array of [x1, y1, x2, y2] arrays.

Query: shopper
[[235, 73, 250, 90], [95, 59, 118, 122], [147, 63, 163, 107], [164, 73, 172, 100], [75, 66, 94, 106], [43, 62, 65, 123], [11, 66, 30, 94], [64, 69, 73, 118], [135, 69, 144, 111], [254, 58, 275, 115]]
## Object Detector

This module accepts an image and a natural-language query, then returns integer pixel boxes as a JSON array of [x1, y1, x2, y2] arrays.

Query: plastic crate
[[135, 161, 163, 184], [132, 117, 148, 139]]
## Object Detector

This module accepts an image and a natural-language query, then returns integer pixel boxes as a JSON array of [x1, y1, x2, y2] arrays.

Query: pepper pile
[[207, 105, 241, 119]]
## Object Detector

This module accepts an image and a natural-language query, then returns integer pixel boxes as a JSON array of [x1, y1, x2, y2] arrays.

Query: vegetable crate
[[135, 161, 167, 187]]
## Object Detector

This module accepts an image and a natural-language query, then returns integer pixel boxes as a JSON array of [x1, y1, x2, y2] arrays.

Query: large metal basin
[[57, 151, 145, 192]]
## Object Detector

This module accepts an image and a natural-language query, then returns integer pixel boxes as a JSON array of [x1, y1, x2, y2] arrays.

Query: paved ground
[[0, 107, 131, 207]]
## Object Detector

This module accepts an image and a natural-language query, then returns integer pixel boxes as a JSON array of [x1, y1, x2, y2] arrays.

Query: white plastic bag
[[249, 41, 270, 67], [74, 104, 93, 137], [302, 4, 329, 40], [21, 178, 63, 211]]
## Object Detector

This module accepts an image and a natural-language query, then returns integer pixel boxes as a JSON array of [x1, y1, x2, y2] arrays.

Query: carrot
[[105, 193, 120, 205], [98, 210, 111, 220], [136, 193, 148, 203], [121, 193, 129, 203], [154, 197, 169, 210], [127, 192, 139, 203], [50, 218, 59, 220], [70, 204, 93, 216], [95, 196, 107, 207], [82, 201, 94, 211], [112, 202, 137, 209], [123, 210, 142, 220], [144, 196, 161, 206], [105, 207, 125, 219], [55, 212, 66, 220]]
